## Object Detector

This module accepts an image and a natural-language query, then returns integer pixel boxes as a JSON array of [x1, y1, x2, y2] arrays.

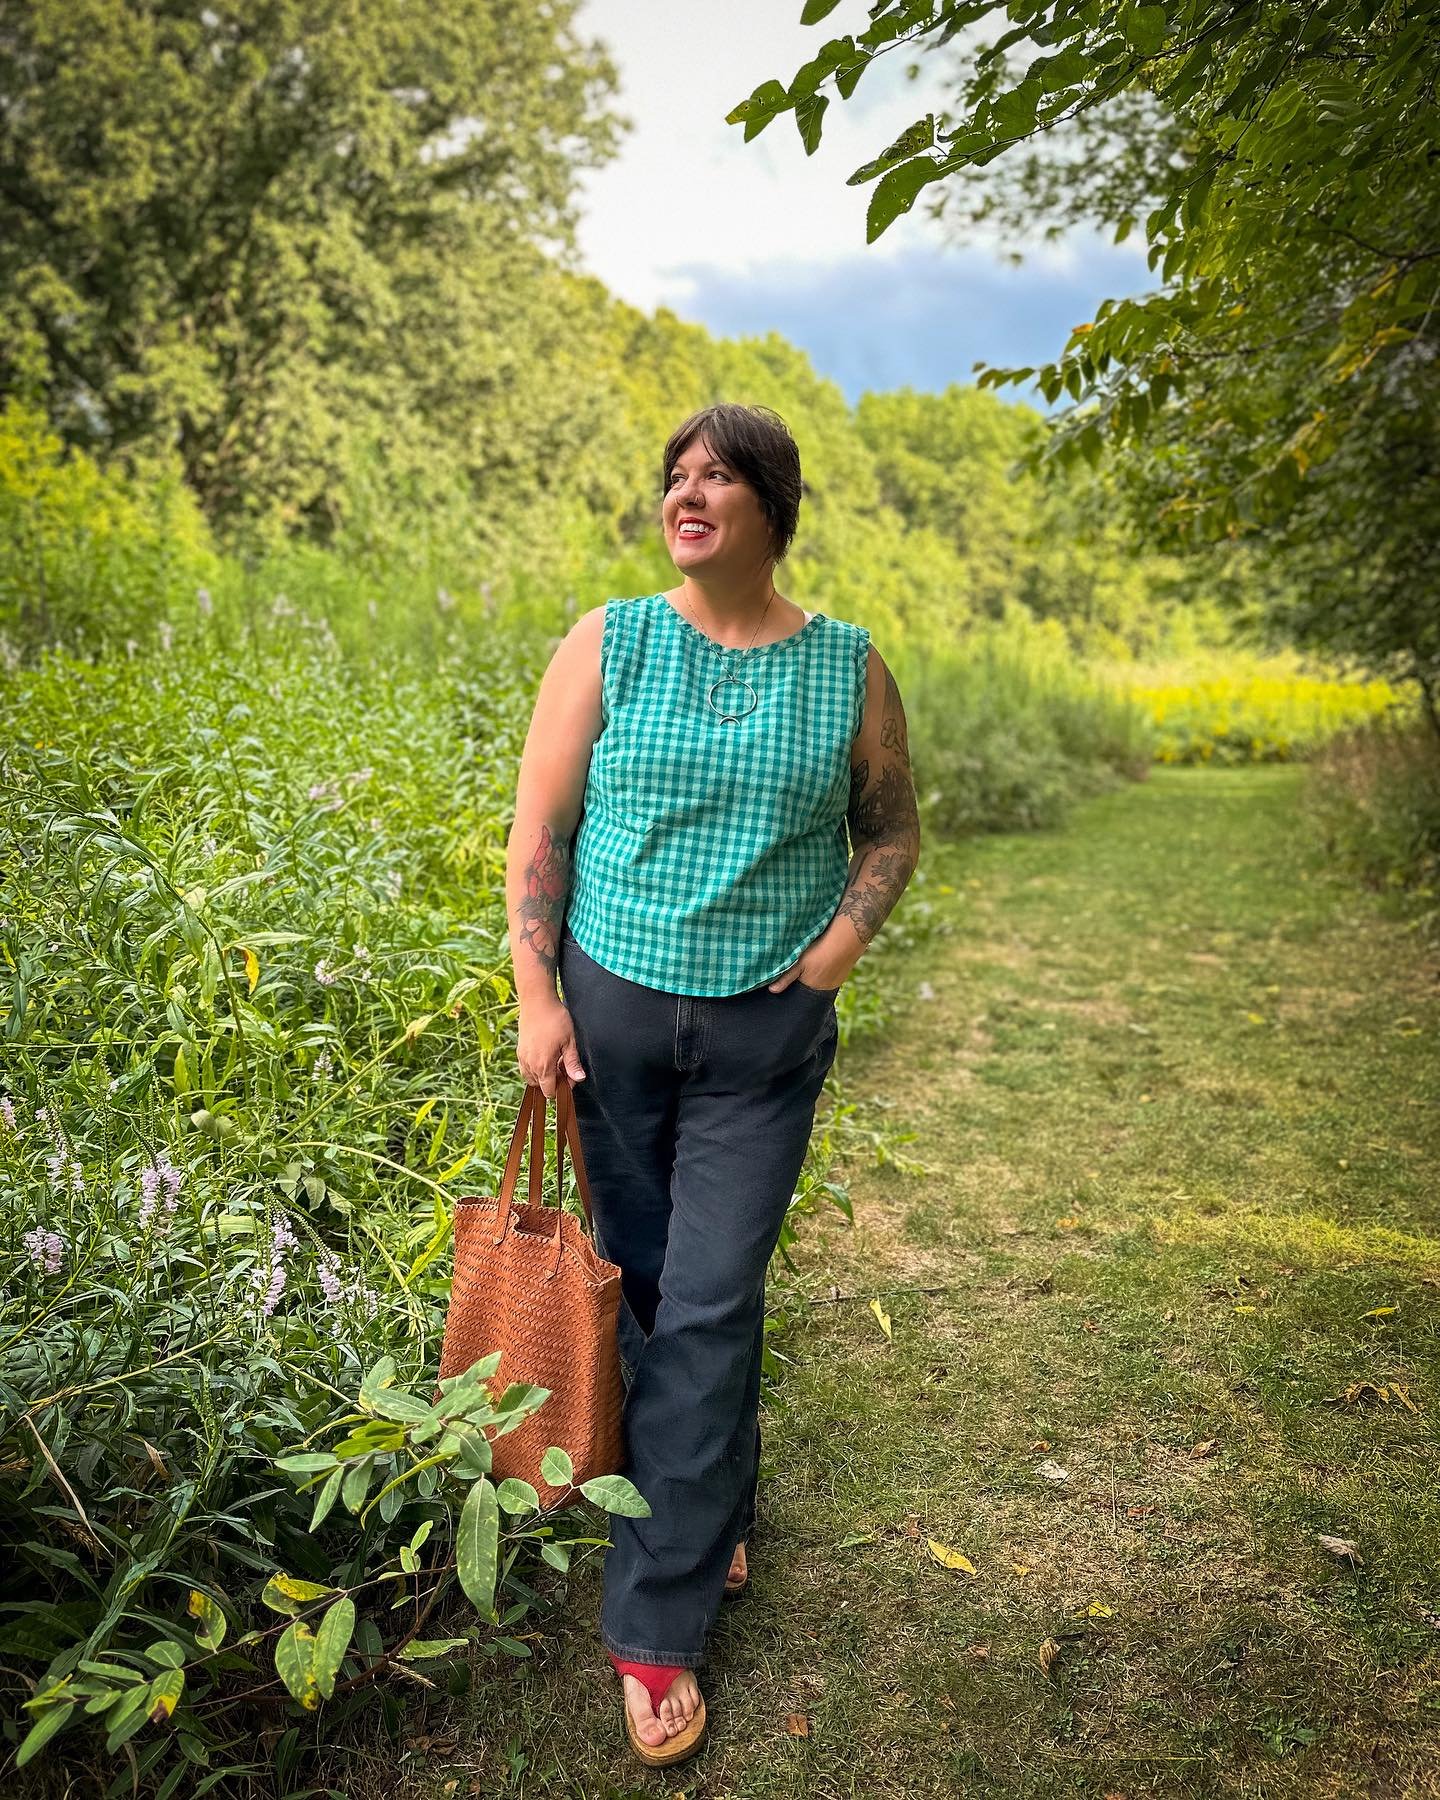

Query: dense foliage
[[738, 0, 1440, 707]]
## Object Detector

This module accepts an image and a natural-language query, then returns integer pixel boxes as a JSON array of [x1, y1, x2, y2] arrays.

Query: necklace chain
[[677, 586, 778, 725]]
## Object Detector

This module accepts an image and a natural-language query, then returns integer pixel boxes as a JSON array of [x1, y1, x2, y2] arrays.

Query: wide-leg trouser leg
[[557, 924, 839, 1668]]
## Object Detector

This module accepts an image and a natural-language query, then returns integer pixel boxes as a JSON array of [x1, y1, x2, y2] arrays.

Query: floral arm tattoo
[[840, 661, 920, 945], [515, 822, 571, 981]]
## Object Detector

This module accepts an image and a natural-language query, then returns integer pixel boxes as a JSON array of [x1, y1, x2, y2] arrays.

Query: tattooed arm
[[505, 606, 606, 1012], [774, 644, 919, 993], [838, 647, 920, 949]]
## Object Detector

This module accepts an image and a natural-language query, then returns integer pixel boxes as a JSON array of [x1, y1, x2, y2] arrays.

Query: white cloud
[[574, 0, 966, 312]]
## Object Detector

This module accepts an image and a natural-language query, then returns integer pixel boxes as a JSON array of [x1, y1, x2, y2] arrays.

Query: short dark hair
[[661, 403, 803, 564]]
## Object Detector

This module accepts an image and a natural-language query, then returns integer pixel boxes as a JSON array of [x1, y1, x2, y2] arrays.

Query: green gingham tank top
[[565, 593, 871, 996]]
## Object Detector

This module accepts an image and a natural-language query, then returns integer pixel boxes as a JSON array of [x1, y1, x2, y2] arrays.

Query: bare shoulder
[[853, 641, 910, 765]]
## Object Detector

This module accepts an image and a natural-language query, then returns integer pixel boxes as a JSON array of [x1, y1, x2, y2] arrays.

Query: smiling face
[[662, 434, 777, 578]]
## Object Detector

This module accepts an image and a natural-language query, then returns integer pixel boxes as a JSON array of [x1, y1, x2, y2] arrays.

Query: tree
[[731, 1, 1440, 716], [0, 0, 623, 534]]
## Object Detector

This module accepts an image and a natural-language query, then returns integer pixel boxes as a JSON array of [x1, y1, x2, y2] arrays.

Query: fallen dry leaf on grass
[[1318, 1533, 1363, 1564], [1323, 1379, 1420, 1411], [868, 1298, 893, 1342], [1036, 1459, 1070, 1483], [785, 1713, 810, 1738], [927, 1539, 977, 1574], [1190, 1439, 1219, 1458], [1038, 1637, 1062, 1675]]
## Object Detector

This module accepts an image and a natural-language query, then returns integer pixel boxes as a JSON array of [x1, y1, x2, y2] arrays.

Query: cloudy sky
[[573, 0, 1152, 408]]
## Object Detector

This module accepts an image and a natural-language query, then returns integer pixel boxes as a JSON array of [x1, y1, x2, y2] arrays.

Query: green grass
[[344, 765, 1440, 1799]]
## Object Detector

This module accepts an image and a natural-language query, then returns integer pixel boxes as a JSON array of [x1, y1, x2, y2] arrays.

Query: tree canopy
[[0, 0, 623, 530], [733, 0, 1439, 711]]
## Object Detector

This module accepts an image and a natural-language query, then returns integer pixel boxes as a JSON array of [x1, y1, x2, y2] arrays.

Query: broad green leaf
[[188, 1590, 227, 1651], [866, 156, 938, 244], [275, 1619, 320, 1710], [364, 1385, 432, 1422], [145, 1667, 185, 1721], [261, 1573, 336, 1616], [143, 1639, 187, 1668], [342, 1455, 374, 1514], [359, 1355, 399, 1408], [495, 1479, 539, 1515], [275, 1452, 342, 1476], [1123, 4, 1168, 55], [311, 1596, 355, 1700], [439, 1351, 502, 1389], [16, 1700, 75, 1767], [457, 1478, 499, 1617], [578, 1474, 651, 1517], [310, 1466, 343, 1531], [441, 1422, 493, 1479], [396, 1637, 471, 1661], [795, 92, 829, 156], [539, 1446, 574, 1489]]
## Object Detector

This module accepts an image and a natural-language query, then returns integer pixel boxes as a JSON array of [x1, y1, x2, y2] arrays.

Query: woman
[[505, 402, 920, 1766]]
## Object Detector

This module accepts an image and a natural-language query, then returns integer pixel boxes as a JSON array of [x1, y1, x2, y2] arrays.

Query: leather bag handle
[[491, 1068, 595, 1251]]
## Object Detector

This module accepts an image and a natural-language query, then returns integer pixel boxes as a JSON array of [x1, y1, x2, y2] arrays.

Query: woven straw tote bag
[[436, 1068, 624, 1501]]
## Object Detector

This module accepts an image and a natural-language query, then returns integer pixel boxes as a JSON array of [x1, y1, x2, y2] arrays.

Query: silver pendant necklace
[[679, 586, 777, 726]]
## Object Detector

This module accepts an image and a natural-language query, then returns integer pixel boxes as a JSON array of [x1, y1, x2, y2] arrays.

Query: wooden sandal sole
[[625, 1694, 707, 1767]]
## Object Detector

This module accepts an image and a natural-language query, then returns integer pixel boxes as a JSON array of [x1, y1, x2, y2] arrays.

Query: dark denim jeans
[[556, 921, 840, 1668]]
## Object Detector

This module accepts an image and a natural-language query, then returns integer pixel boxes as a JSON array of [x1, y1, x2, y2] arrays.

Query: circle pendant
[[706, 672, 758, 723]]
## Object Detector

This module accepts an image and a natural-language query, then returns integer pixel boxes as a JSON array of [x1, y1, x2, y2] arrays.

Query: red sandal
[[608, 1653, 708, 1767]]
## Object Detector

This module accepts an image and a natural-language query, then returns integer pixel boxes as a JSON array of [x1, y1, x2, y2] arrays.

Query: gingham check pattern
[[566, 593, 872, 997]]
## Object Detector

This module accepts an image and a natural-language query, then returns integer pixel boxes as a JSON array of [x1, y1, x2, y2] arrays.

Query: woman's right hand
[[517, 997, 587, 1099]]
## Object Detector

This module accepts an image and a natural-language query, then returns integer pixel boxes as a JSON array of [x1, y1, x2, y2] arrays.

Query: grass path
[[395, 766, 1439, 1799]]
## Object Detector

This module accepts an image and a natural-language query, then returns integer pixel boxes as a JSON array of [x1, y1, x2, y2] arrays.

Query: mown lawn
[[346, 766, 1439, 1799]]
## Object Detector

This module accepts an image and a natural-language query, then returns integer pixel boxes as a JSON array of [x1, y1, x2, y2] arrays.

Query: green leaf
[[540, 1540, 573, 1573], [275, 1620, 321, 1711], [457, 1478, 500, 1617], [440, 1422, 493, 1479], [866, 156, 937, 243], [1123, 4, 1168, 55], [396, 1637, 471, 1662], [16, 1699, 75, 1767], [142, 1639, 187, 1669], [726, 77, 788, 140], [187, 1591, 227, 1651], [342, 1455, 374, 1514], [495, 1479, 539, 1515], [311, 1597, 355, 1701], [145, 1667, 185, 1721], [275, 1452, 342, 1476], [439, 1351, 502, 1388], [261, 1573, 337, 1617], [539, 1446, 574, 1489], [359, 1355, 399, 1409], [795, 92, 829, 155], [992, 79, 1041, 136], [310, 1466, 343, 1531], [578, 1474, 652, 1517], [366, 1388, 431, 1424], [800, 0, 844, 21]]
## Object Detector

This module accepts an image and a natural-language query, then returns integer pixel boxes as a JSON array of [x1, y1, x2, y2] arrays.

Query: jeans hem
[[602, 1636, 705, 1670]]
